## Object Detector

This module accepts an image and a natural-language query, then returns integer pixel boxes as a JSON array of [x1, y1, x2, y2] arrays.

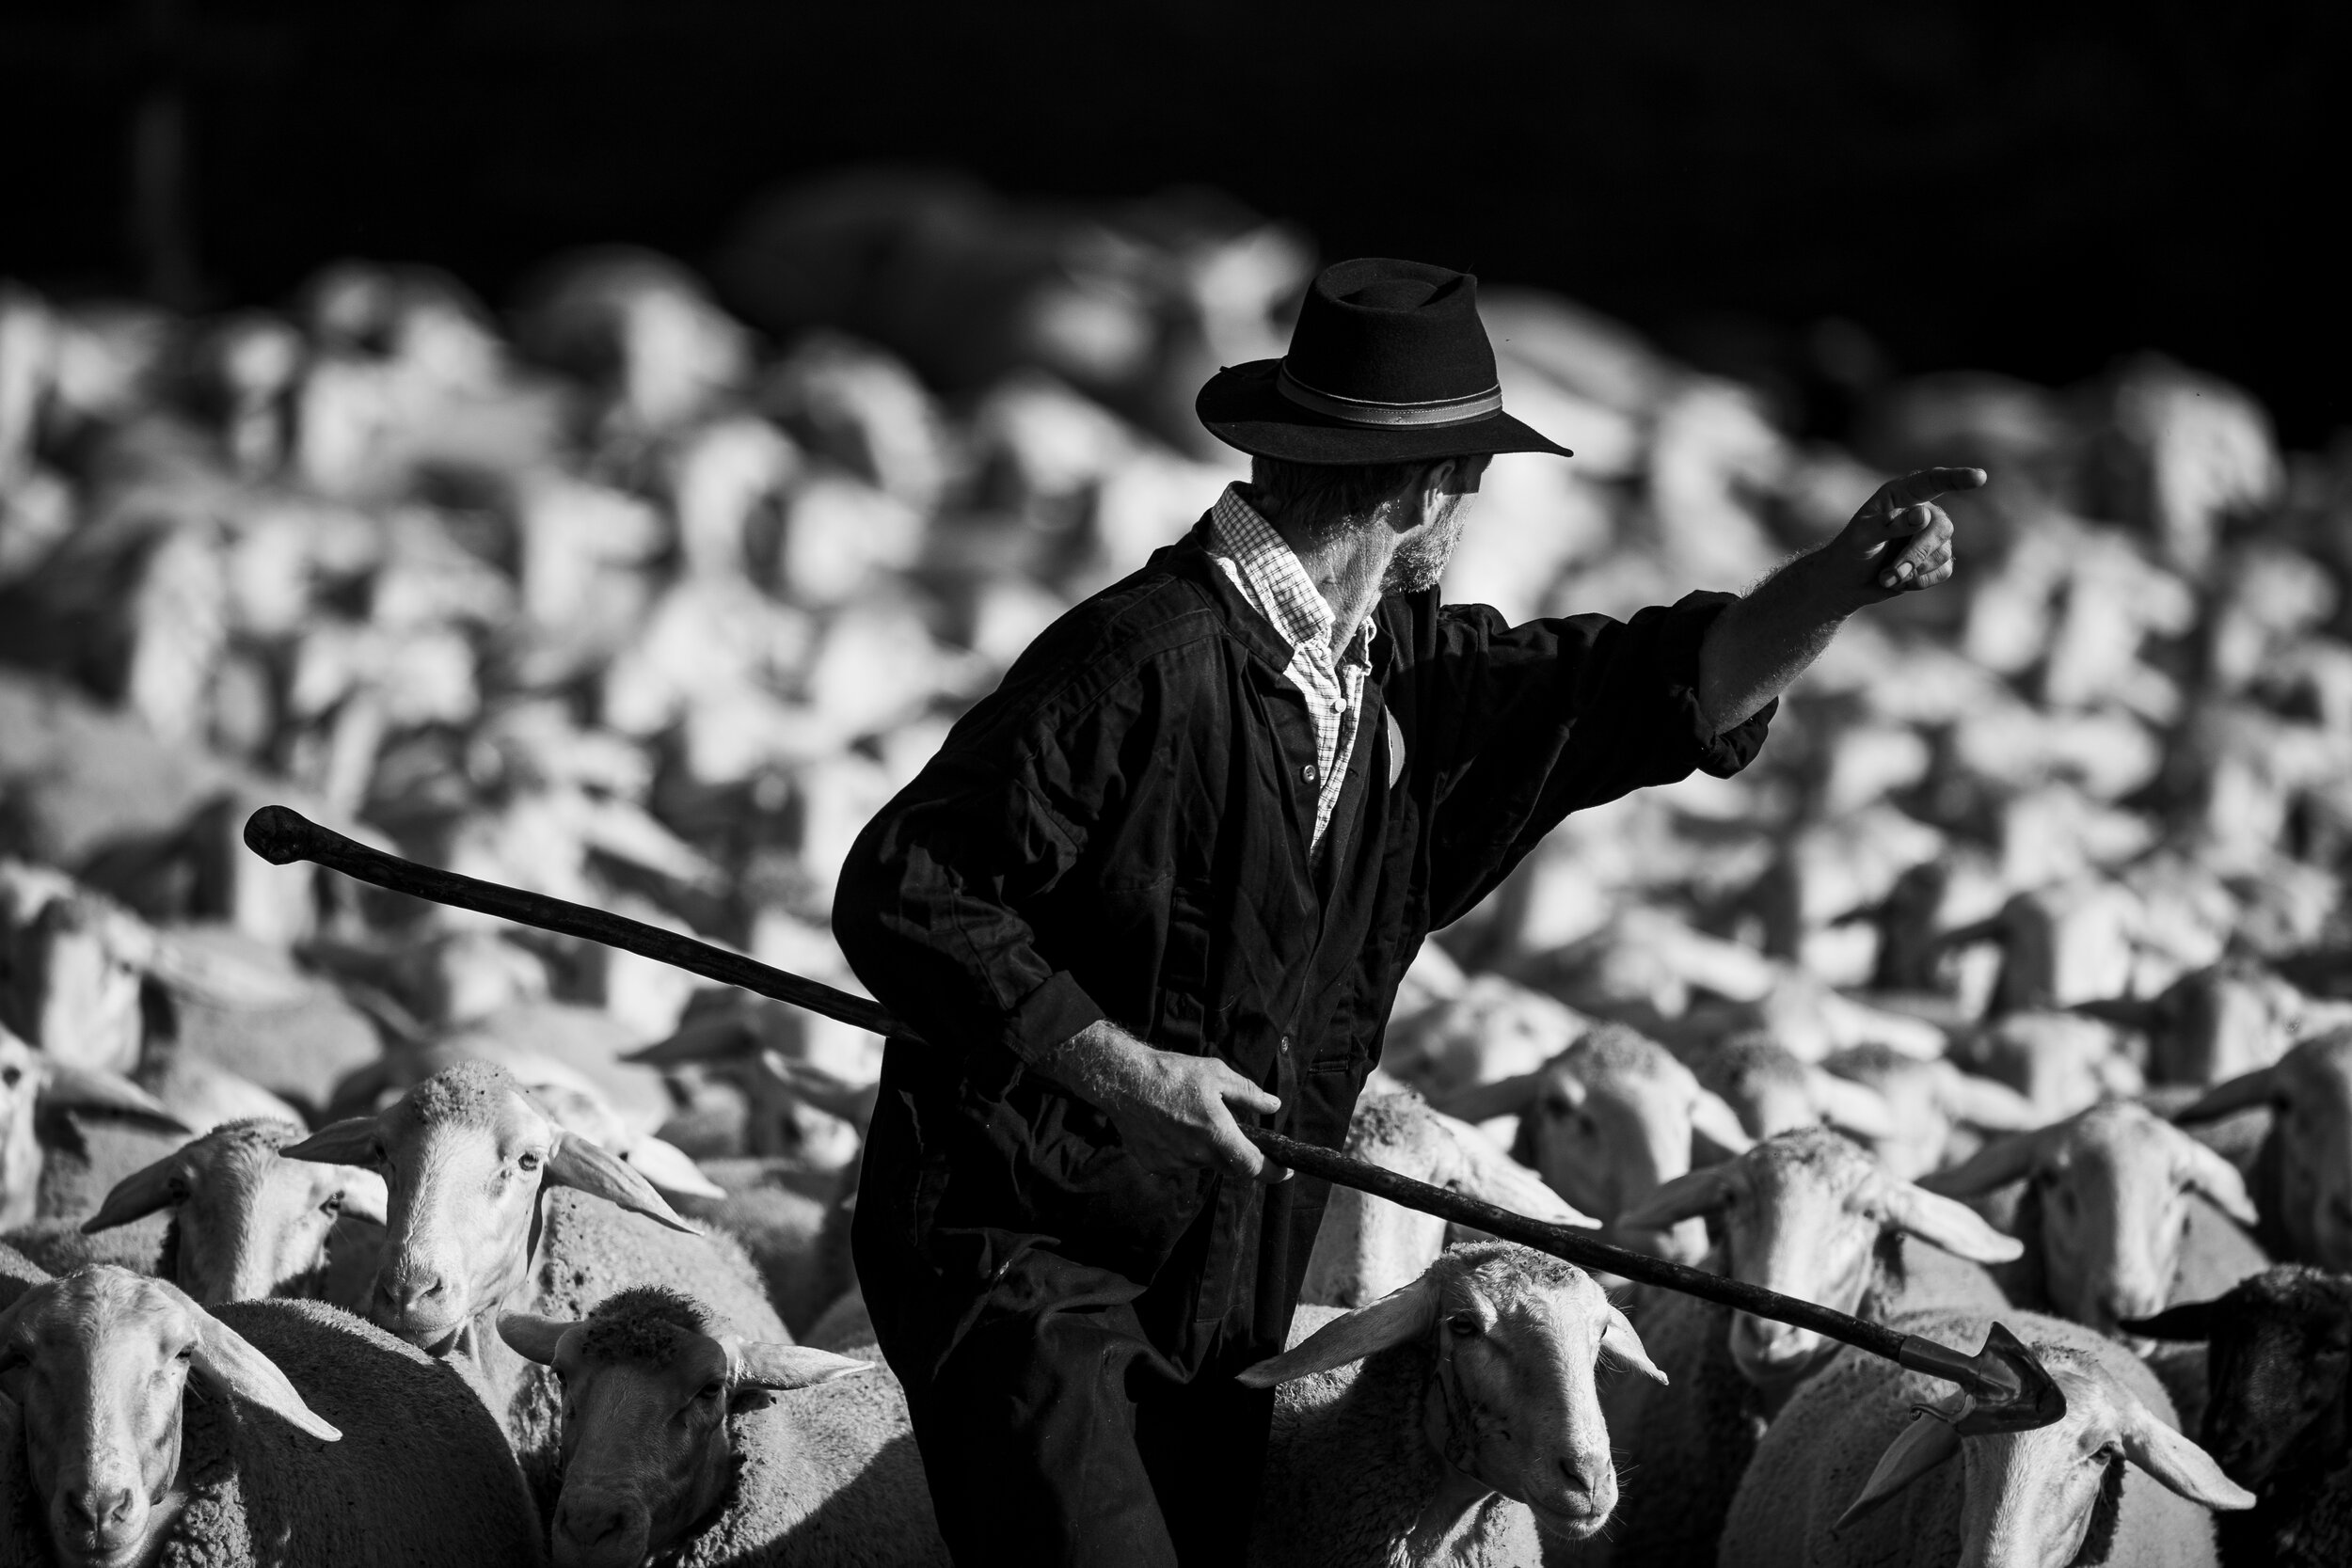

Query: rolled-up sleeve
[[1417, 589, 1774, 926], [832, 754, 1106, 1068]]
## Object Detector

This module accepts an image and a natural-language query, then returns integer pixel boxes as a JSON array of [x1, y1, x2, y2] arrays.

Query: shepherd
[[832, 256, 1977, 1566]]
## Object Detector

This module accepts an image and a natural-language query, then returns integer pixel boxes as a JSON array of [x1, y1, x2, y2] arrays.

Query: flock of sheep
[[2, 172, 2351, 1566]]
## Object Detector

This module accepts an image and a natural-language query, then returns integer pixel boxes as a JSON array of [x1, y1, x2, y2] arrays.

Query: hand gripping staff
[[242, 803, 2065, 1434]]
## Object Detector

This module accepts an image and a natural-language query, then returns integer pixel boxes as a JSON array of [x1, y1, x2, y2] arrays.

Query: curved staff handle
[[244, 803, 2064, 1433], [244, 804, 898, 1036]]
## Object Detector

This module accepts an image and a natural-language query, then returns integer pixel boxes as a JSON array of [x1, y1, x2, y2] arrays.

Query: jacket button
[[1279, 1035, 1293, 1055], [1301, 763, 1318, 784]]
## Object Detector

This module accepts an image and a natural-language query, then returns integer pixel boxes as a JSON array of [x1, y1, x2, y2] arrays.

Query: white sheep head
[[280, 1061, 692, 1354], [1242, 1243, 1663, 1544], [1819, 1046, 2043, 1182], [0, 870, 154, 1078], [1300, 1089, 1595, 1307], [1438, 1023, 1750, 1267], [78, 1117, 387, 1308], [1690, 1033, 1903, 1149], [499, 1288, 866, 1568], [0, 1266, 340, 1568], [0, 1024, 190, 1230], [1836, 1343, 2251, 1566], [2179, 1029, 2352, 1271], [1921, 1101, 2255, 1335], [1617, 1126, 2022, 1389]]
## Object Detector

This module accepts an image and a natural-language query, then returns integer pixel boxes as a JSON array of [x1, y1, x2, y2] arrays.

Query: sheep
[[76, 1117, 388, 1307], [1720, 1307, 2252, 1567], [1299, 1086, 1596, 1307], [1246, 1241, 1666, 1568], [1681, 1031, 1901, 1147], [1435, 1022, 1751, 1265], [1817, 1042, 2042, 1181], [498, 1286, 944, 1568], [0, 863, 147, 1074], [278, 1060, 787, 1509], [2175, 1028, 2352, 1270], [0, 1022, 189, 1228], [1949, 1009, 2144, 1122], [628, 997, 872, 1172], [1376, 974, 1599, 1103], [2083, 958, 2352, 1087], [1, 860, 369, 1120], [1586, 1126, 2021, 1566], [2122, 1265, 2352, 1567], [0, 1263, 545, 1567], [1921, 1101, 2269, 1338]]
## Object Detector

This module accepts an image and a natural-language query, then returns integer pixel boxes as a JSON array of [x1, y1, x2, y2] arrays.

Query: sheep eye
[[699, 1381, 725, 1402], [517, 1152, 542, 1173], [0, 1067, 21, 1088], [1447, 1314, 1481, 1338]]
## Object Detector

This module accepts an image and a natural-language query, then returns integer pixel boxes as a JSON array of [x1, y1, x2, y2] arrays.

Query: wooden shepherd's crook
[[243, 803, 2065, 1434]]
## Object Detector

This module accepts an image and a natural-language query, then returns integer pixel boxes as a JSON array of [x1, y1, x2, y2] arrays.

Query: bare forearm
[[1693, 466, 1981, 734], [1695, 549, 1867, 734]]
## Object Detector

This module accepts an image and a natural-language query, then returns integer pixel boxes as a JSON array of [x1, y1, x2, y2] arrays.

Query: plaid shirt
[[1205, 483, 1376, 855]]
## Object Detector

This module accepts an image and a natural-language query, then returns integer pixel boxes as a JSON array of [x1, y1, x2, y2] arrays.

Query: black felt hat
[[1196, 257, 1572, 466]]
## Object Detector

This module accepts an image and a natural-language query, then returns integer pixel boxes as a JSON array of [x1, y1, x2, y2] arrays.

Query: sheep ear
[[2120, 1402, 2256, 1512], [2174, 1067, 2279, 1125], [1615, 1166, 1735, 1233], [720, 1336, 870, 1391], [754, 1052, 881, 1132], [1915, 1130, 2044, 1198], [1933, 1069, 2043, 1134], [1877, 1179, 2025, 1265], [545, 1130, 696, 1233], [280, 1116, 383, 1167], [1600, 1299, 1667, 1385], [39, 1062, 190, 1132], [624, 1012, 761, 1067], [1836, 1403, 1963, 1528], [2174, 1139, 2261, 1227], [2073, 997, 2163, 1031], [1236, 1275, 1439, 1388], [622, 1137, 727, 1200], [82, 1152, 194, 1234], [1689, 1089, 1754, 1157], [1809, 1071, 1898, 1142], [2116, 1300, 2218, 1342], [334, 1169, 389, 1227], [1437, 1116, 1597, 1229], [1433, 1070, 1549, 1125], [496, 1313, 579, 1366], [187, 1297, 341, 1442]]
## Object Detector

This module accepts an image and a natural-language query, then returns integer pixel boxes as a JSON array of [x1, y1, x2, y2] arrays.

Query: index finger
[[1882, 467, 1988, 508]]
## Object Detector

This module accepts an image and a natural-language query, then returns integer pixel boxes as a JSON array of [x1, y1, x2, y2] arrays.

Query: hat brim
[[1196, 359, 1573, 466]]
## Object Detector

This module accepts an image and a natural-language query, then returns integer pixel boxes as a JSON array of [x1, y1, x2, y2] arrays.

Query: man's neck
[[1246, 488, 1397, 636]]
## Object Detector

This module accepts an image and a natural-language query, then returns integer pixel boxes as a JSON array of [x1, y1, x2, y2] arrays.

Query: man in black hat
[[834, 258, 1979, 1565]]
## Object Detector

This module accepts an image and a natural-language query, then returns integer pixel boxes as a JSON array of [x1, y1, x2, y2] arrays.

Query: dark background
[[4, 0, 2340, 442]]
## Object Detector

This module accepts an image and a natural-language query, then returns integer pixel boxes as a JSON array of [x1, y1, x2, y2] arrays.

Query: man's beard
[[1381, 502, 1470, 594]]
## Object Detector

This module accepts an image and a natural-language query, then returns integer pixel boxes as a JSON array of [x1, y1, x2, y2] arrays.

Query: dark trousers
[[888, 1296, 1276, 1568]]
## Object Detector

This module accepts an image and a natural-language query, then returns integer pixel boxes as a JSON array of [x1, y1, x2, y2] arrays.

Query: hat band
[[1276, 364, 1504, 427]]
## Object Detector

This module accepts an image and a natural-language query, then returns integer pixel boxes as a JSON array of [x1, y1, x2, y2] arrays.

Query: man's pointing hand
[[1830, 466, 1986, 605], [1041, 1021, 1291, 1183]]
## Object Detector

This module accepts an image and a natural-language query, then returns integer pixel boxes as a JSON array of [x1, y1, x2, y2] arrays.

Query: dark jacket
[[834, 517, 1772, 1381]]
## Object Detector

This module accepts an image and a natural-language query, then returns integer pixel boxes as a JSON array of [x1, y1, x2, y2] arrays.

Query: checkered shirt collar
[[1207, 484, 1377, 660]]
